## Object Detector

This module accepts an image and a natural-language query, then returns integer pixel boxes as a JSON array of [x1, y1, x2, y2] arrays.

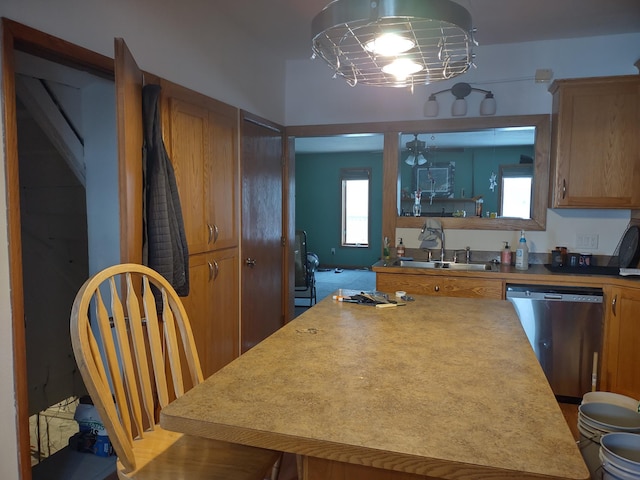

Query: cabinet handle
[[434, 285, 440, 292], [207, 224, 214, 244], [245, 258, 256, 268], [213, 261, 220, 280], [213, 224, 219, 244], [562, 179, 567, 199], [612, 294, 617, 316], [207, 261, 214, 281]]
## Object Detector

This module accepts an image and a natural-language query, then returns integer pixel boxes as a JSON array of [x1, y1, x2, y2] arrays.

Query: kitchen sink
[[399, 260, 497, 271]]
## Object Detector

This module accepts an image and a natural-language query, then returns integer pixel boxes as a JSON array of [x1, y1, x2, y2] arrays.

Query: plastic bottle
[[515, 230, 529, 270], [396, 238, 405, 258], [501, 241, 512, 266]]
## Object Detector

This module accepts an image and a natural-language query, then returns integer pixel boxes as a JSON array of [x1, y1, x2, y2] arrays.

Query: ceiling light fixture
[[405, 134, 428, 166], [311, 0, 475, 88], [424, 82, 496, 117]]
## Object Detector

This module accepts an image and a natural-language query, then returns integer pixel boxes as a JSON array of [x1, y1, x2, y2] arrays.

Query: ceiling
[[214, 0, 640, 153], [215, 0, 640, 62]]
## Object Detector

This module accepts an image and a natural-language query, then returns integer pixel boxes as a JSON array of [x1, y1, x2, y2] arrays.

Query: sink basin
[[399, 260, 495, 271]]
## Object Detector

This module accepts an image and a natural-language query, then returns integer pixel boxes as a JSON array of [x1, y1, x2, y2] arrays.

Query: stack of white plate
[[600, 432, 640, 479], [578, 393, 640, 478]]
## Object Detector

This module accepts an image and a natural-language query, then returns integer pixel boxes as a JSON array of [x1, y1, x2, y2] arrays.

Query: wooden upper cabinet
[[549, 75, 640, 208], [160, 80, 239, 254]]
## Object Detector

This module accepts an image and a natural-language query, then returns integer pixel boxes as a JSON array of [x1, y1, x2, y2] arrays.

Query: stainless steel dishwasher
[[506, 284, 604, 402]]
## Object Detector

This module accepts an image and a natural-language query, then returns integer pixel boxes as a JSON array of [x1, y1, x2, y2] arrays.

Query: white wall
[[286, 33, 640, 255], [0, 1, 287, 477], [82, 82, 120, 274], [0, 3, 638, 477], [0, 0, 287, 123], [285, 33, 640, 124]]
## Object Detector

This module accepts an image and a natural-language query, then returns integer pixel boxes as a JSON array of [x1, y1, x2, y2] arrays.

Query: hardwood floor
[[559, 402, 580, 441]]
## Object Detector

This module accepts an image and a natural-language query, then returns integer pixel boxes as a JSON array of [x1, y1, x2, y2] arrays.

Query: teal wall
[[296, 151, 383, 268], [399, 145, 534, 216]]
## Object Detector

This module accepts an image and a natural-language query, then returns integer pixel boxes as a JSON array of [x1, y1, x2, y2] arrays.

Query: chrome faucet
[[420, 222, 445, 262]]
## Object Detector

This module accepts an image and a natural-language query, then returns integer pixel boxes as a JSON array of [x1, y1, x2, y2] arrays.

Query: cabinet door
[[376, 273, 503, 299], [181, 250, 239, 378], [602, 286, 640, 399], [550, 76, 640, 208], [162, 82, 239, 254], [207, 107, 238, 250], [167, 97, 212, 254]]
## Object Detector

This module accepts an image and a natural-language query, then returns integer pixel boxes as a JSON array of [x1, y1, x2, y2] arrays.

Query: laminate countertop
[[160, 292, 589, 480]]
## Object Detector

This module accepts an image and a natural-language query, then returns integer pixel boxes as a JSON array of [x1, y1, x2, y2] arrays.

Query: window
[[499, 164, 533, 219], [341, 168, 370, 247]]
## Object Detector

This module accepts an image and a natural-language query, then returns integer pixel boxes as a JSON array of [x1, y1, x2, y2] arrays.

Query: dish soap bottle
[[515, 231, 529, 270], [501, 241, 512, 266], [397, 238, 405, 258]]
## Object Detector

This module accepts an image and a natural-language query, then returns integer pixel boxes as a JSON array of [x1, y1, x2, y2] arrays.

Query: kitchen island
[[160, 292, 589, 480]]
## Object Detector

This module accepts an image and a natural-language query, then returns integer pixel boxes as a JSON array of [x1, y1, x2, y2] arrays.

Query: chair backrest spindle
[[70, 264, 205, 473]]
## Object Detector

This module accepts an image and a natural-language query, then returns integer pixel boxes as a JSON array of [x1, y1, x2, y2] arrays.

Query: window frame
[[340, 168, 371, 248], [498, 164, 533, 219]]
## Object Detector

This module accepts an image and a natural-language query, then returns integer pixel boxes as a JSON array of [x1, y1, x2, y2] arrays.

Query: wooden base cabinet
[[376, 273, 503, 299], [549, 75, 640, 208], [601, 285, 640, 399], [181, 249, 239, 378]]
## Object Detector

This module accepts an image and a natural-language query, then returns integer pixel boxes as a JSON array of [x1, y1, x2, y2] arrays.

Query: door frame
[[1, 19, 139, 478]]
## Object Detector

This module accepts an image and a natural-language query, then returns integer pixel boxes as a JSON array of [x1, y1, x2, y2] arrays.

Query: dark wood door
[[240, 114, 284, 352]]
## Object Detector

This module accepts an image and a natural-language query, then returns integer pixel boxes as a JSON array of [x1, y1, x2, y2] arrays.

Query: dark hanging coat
[[142, 84, 189, 296]]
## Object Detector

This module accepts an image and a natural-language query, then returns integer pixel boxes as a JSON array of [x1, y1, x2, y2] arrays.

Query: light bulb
[[452, 98, 467, 116], [480, 93, 497, 115], [382, 59, 423, 81], [424, 95, 439, 117], [365, 33, 415, 56]]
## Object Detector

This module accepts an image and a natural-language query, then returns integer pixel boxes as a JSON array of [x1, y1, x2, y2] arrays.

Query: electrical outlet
[[576, 234, 599, 250], [331, 248, 336, 255]]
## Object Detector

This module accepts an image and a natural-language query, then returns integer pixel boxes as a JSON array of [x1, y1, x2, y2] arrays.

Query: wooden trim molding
[[1, 18, 31, 479], [2, 18, 117, 479]]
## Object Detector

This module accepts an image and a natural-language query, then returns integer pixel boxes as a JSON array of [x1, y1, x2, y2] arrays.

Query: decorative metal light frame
[[311, 0, 475, 88], [424, 82, 496, 117]]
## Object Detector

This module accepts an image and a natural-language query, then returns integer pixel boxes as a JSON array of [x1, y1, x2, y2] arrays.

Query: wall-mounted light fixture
[[405, 134, 428, 166], [311, 0, 475, 88], [424, 82, 496, 117]]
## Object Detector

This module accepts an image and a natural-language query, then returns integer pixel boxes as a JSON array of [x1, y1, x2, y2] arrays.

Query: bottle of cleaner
[[397, 238, 405, 258], [501, 241, 512, 266], [515, 230, 529, 270]]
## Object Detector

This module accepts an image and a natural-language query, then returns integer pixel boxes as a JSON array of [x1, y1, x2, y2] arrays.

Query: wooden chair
[[70, 263, 282, 480]]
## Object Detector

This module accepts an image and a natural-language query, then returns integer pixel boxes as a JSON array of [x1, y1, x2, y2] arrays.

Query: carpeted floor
[[294, 268, 376, 316]]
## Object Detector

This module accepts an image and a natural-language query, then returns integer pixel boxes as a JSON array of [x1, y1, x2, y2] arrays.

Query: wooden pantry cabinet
[[159, 80, 240, 377], [161, 80, 239, 255], [549, 75, 640, 208], [181, 249, 239, 378], [376, 272, 503, 299], [601, 284, 640, 400]]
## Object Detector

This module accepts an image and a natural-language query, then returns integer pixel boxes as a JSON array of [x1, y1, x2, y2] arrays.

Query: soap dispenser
[[397, 238, 405, 258], [515, 231, 529, 270], [501, 241, 512, 266]]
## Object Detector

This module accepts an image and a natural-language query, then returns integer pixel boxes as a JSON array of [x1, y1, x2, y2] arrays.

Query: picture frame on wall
[[415, 163, 455, 198]]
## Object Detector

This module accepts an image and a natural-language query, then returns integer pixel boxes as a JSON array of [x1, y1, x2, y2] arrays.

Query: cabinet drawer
[[377, 273, 503, 299]]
